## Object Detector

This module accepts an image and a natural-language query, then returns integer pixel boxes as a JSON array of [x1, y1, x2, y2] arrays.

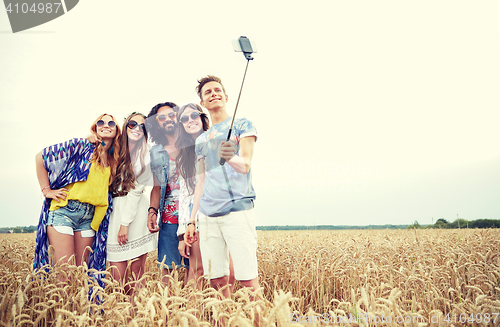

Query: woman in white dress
[[107, 113, 157, 295]]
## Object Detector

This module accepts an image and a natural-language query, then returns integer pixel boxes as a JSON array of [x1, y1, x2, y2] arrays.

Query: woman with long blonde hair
[[34, 113, 120, 277], [107, 112, 157, 296]]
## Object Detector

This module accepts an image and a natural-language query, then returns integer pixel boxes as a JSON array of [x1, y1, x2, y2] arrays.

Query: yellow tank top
[[49, 161, 110, 231]]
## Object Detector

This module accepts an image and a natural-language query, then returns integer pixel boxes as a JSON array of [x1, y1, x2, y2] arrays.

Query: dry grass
[[1, 229, 499, 326]]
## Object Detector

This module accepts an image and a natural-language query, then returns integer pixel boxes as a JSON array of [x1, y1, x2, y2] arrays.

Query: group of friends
[[33, 75, 260, 300]]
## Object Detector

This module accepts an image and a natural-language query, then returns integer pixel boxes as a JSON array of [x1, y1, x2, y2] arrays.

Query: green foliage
[[434, 221, 447, 229], [255, 218, 500, 231], [429, 218, 500, 229], [0, 225, 37, 233], [447, 219, 469, 229], [469, 219, 500, 228], [406, 220, 421, 229]]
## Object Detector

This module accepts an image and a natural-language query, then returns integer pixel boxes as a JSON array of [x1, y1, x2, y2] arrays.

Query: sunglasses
[[180, 111, 202, 124], [127, 120, 146, 132], [156, 112, 176, 122], [96, 120, 117, 128]]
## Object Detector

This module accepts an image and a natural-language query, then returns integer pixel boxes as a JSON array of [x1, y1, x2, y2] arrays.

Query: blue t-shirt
[[195, 117, 257, 217]]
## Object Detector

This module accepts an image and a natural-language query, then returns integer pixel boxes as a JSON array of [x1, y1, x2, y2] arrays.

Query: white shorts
[[198, 209, 258, 281]]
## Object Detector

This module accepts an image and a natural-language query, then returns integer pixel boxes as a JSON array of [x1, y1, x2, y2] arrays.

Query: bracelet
[[148, 207, 158, 214], [187, 222, 195, 227], [41, 185, 50, 197]]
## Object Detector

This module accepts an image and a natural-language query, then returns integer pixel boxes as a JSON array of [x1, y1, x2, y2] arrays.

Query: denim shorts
[[47, 200, 95, 236], [158, 222, 189, 269]]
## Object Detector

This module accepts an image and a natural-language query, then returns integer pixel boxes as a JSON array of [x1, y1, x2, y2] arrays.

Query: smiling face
[[156, 106, 177, 135], [180, 108, 203, 136], [200, 81, 228, 111], [127, 115, 145, 145], [96, 114, 117, 140]]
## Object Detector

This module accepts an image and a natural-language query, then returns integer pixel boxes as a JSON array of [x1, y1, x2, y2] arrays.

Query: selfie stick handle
[[220, 59, 251, 166]]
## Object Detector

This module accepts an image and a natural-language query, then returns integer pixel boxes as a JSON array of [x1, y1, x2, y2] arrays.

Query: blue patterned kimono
[[33, 138, 112, 283]]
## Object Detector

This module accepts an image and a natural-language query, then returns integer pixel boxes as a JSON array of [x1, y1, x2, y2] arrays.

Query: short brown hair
[[196, 75, 226, 100]]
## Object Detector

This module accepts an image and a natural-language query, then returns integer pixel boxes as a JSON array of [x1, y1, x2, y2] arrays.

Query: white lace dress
[[107, 147, 157, 262]]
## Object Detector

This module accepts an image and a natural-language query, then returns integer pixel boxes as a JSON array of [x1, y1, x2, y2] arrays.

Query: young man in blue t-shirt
[[185, 75, 260, 299]]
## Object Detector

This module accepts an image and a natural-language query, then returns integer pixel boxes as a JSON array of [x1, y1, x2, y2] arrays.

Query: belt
[[112, 191, 128, 198]]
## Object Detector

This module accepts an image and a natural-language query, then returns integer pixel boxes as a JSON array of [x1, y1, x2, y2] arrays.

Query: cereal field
[[1, 229, 499, 326]]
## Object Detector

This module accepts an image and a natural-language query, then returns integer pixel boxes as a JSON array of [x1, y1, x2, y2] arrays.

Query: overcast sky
[[1, 0, 499, 228]]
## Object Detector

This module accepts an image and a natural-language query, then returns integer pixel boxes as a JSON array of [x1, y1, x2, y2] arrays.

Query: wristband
[[41, 185, 50, 197], [148, 206, 158, 214], [187, 222, 195, 227]]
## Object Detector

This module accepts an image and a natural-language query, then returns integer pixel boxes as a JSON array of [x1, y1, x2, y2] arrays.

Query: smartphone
[[232, 36, 258, 55]]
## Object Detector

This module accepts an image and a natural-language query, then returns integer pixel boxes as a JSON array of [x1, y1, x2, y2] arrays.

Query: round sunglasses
[[127, 120, 146, 132], [180, 111, 202, 124], [156, 112, 176, 122], [96, 120, 116, 128]]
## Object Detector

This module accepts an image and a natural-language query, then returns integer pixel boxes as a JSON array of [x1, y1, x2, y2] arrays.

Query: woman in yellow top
[[34, 114, 121, 272]]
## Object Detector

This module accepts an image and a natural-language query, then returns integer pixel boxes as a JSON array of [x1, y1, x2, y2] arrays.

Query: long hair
[[110, 113, 148, 194], [90, 113, 121, 186], [175, 103, 210, 194], [146, 102, 178, 146]]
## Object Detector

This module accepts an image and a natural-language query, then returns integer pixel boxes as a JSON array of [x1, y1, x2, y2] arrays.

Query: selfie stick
[[220, 36, 256, 165]]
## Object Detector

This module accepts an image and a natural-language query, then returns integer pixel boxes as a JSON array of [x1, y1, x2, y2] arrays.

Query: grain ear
[[1, 229, 498, 325]]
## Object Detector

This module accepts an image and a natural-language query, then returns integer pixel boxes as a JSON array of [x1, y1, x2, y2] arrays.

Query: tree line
[[0, 226, 37, 233], [2, 219, 498, 233], [257, 224, 409, 231], [257, 218, 500, 231], [407, 218, 500, 229]]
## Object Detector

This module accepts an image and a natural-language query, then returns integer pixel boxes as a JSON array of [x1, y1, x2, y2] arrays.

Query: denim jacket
[[150, 143, 169, 229]]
